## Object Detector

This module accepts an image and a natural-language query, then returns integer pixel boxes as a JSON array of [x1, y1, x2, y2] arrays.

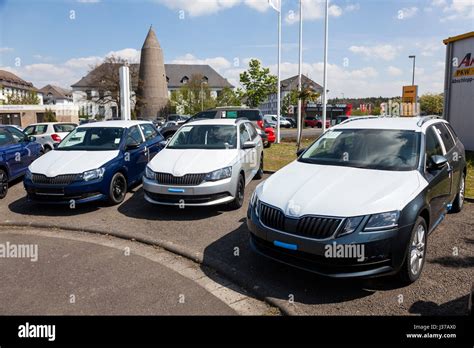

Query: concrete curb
[[0, 221, 295, 316]]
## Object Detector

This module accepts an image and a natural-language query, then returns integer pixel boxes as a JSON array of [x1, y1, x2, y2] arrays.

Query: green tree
[[296, 87, 320, 150], [239, 59, 277, 108], [216, 87, 242, 107], [281, 90, 299, 116], [43, 109, 57, 122], [420, 93, 443, 115], [6, 91, 40, 105], [170, 74, 217, 115]]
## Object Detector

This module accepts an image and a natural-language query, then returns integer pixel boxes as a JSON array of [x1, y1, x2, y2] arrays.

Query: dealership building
[[443, 31, 474, 151]]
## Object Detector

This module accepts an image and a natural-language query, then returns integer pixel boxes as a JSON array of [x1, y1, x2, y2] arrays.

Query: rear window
[[216, 110, 262, 121], [54, 124, 76, 133]]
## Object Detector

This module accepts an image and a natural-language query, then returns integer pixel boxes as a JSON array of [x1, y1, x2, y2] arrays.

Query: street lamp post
[[409, 55, 416, 86]]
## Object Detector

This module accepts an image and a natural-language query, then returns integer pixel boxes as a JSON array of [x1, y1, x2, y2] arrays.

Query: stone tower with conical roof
[[136, 26, 169, 119]]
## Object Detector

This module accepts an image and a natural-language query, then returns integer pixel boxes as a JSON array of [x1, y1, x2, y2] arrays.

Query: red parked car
[[304, 116, 318, 128], [264, 121, 275, 146], [316, 118, 331, 129]]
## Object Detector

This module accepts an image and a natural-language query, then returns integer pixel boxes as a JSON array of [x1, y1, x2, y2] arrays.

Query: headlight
[[364, 211, 400, 231], [82, 168, 105, 182], [25, 168, 32, 180], [145, 166, 156, 180], [250, 190, 258, 206], [339, 216, 364, 236], [204, 167, 232, 182]]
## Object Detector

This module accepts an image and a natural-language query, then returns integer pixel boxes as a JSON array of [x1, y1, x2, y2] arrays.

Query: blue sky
[[0, 0, 473, 97]]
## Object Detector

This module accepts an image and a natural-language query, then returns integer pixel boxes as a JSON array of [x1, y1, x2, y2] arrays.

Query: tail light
[[257, 120, 264, 130], [51, 134, 61, 142]]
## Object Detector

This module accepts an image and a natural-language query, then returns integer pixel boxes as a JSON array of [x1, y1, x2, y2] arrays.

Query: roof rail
[[339, 116, 379, 126], [416, 115, 442, 127]]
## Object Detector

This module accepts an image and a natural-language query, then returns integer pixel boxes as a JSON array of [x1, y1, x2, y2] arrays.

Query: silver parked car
[[143, 118, 264, 209]]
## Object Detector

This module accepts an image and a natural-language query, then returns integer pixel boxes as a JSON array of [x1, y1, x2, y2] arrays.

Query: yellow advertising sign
[[454, 67, 474, 77]]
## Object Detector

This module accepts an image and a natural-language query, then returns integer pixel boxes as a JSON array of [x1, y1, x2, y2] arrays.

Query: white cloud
[[349, 44, 400, 61], [396, 7, 419, 20], [106, 48, 141, 63], [416, 41, 442, 57], [64, 56, 102, 69], [171, 53, 232, 72], [0, 47, 13, 53], [345, 3, 360, 12], [285, 0, 343, 24], [440, 0, 474, 21], [387, 66, 403, 76], [244, 0, 270, 12]]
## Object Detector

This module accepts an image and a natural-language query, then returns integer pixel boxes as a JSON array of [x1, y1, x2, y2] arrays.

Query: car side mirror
[[296, 148, 306, 157], [428, 155, 448, 171], [126, 141, 140, 150], [242, 141, 256, 149], [26, 136, 36, 142], [53, 143, 59, 149], [159, 139, 168, 147]]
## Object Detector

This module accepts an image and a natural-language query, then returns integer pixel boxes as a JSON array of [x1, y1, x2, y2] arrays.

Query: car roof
[[27, 122, 75, 126], [184, 118, 245, 126], [333, 116, 448, 132], [78, 120, 152, 129]]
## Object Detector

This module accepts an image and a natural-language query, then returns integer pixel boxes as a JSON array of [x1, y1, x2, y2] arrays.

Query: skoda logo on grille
[[287, 200, 301, 217]]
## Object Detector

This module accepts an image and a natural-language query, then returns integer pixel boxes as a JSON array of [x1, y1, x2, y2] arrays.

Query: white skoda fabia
[[143, 118, 264, 209]]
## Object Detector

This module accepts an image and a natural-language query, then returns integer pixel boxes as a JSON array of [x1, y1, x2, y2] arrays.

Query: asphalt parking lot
[[1, 177, 472, 315]]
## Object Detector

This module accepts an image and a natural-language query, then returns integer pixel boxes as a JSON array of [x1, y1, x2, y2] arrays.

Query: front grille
[[154, 172, 206, 186], [297, 216, 342, 239], [259, 202, 343, 240], [32, 174, 78, 185], [260, 203, 285, 231]]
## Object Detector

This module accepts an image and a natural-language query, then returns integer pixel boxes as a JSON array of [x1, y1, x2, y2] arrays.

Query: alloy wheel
[[0, 171, 8, 199], [459, 175, 465, 209], [113, 176, 126, 201], [410, 224, 426, 276]]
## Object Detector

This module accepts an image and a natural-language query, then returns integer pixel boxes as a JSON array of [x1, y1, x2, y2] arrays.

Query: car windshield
[[299, 129, 420, 171], [57, 127, 124, 151], [168, 125, 237, 150]]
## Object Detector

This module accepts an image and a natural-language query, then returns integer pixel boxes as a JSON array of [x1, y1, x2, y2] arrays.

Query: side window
[[0, 129, 13, 146], [245, 123, 258, 140], [240, 124, 251, 147], [8, 128, 26, 143], [435, 123, 455, 152], [425, 127, 444, 167], [445, 123, 458, 140], [140, 124, 158, 141], [24, 126, 35, 136], [126, 126, 144, 146], [434, 123, 455, 151]]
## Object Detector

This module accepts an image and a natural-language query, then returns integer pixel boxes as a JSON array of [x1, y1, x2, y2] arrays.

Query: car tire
[[0, 169, 8, 200], [254, 153, 264, 180], [108, 172, 127, 205], [450, 172, 465, 213], [229, 174, 245, 210], [398, 216, 428, 285]]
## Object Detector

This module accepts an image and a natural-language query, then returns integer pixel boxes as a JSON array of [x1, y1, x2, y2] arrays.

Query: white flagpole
[[297, 0, 303, 147], [276, 6, 282, 143], [322, 0, 329, 133]]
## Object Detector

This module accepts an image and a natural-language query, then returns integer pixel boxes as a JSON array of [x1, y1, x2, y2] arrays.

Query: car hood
[[29, 150, 119, 176], [258, 161, 427, 217], [149, 148, 238, 175]]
